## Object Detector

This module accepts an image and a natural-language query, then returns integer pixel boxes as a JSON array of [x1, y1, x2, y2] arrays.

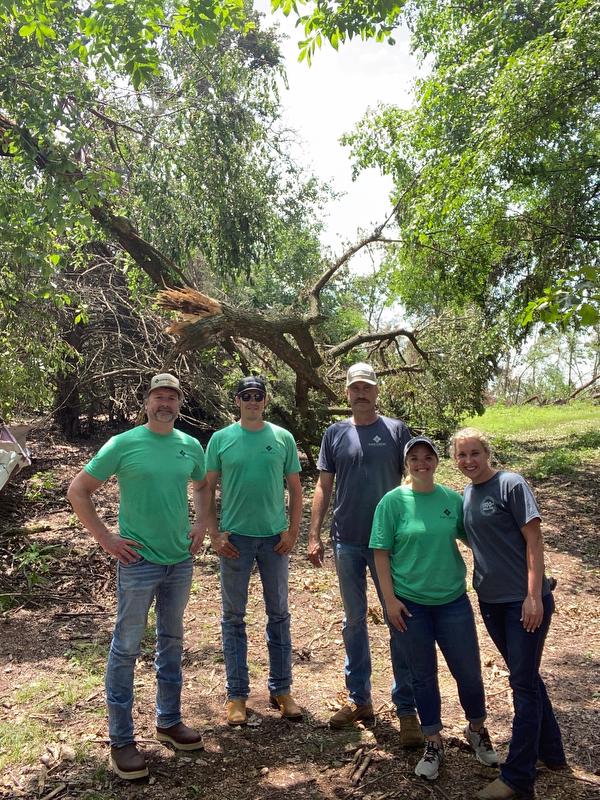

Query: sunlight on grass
[[13, 672, 102, 713], [0, 718, 48, 771], [463, 402, 599, 436]]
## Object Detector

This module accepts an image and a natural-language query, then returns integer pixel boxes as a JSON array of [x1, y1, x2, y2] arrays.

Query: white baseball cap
[[346, 362, 377, 387]]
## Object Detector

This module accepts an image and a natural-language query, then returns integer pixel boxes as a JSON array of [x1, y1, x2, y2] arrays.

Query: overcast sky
[[257, 5, 419, 255]]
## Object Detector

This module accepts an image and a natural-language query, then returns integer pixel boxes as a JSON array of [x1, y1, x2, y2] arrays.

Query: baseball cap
[[403, 436, 440, 462], [235, 376, 267, 396], [149, 373, 183, 399], [346, 362, 377, 387]]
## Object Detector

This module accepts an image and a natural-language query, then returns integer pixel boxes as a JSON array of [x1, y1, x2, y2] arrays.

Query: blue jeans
[[394, 593, 486, 735], [220, 534, 292, 699], [106, 557, 193, 747], [333, 542, 415, 714], [479, 593, 565, 796]]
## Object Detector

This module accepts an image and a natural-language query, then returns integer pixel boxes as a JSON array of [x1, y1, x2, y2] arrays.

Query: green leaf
[[18, 22, 36, 37]]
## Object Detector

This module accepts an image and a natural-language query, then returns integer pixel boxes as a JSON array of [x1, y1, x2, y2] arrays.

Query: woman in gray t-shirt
[[451, 428, 566, 800]]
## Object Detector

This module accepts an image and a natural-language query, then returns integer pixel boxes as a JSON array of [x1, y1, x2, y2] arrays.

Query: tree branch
[[327, 326, 429, 362]]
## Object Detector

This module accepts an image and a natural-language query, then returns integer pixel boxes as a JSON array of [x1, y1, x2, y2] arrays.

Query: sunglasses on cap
[[239, 391, 265, 402]]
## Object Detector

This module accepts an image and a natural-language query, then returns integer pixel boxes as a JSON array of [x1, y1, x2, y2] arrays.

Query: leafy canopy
[[342, 0, 600, 329], [2, 0, 253, 87]]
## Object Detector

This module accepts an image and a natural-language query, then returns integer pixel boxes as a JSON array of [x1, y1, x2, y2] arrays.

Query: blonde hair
[[449, 427, 492, 458]]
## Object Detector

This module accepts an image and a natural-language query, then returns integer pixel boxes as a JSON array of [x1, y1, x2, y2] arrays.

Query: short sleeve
[[190, 440, 207, 481], [508, 478, 541, 528], [84, 436, 120, 481], [369, 494, 396, 550], [284, 431, 302, 475], [316, 427, 335, 473], [205, 432, 222, 473]]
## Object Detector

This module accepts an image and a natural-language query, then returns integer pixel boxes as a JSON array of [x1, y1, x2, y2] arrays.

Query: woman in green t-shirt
[[370, 436, 498, 782]]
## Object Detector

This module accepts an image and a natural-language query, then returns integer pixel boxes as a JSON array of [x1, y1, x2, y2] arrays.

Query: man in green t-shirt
[[67, 374, 210, 780], [206, 376, 303, 726]]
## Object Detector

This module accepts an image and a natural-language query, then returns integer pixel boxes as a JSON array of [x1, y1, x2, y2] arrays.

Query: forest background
[[1, 0, 598, 453]]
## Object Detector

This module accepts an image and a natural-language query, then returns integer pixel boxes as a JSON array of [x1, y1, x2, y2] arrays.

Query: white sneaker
[[464, 724, 499, 766], [415, 740, 444, 780]]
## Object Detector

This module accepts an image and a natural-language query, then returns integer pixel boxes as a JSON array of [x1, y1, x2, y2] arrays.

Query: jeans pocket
[[120, 556, 146, 569]]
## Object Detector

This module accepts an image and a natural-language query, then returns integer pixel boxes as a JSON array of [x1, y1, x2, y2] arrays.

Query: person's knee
[[110, 633, 143, 661], [266, 610, 291, 626], [222, 611, 245, 627]]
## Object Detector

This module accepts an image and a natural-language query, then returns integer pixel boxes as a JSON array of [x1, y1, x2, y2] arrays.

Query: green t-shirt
[[206, 421, 301, 536], [84, 425, 206, 564], [369, 484, 467, 605]]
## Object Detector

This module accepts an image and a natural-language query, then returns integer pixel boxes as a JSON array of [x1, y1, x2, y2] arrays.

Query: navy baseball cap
[[403, 436, 440, 462]]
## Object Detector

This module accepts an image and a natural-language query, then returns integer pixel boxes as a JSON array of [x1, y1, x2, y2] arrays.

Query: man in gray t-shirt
[[307, 363, 421, 745]]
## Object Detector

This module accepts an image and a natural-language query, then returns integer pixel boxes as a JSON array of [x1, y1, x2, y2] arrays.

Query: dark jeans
[[479, 593, 565, 795], [394, 592, 486, 735]]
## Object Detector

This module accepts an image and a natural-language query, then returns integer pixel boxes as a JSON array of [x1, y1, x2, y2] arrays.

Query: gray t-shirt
[[317, 416, 412, 545], [463, 471, 550, 603]]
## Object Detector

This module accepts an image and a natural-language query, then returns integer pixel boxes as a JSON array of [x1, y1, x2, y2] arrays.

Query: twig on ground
[[40, 784, 67, 800], [351, 752, 372, 785]]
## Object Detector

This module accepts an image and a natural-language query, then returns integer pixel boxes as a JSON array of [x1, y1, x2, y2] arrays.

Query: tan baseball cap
[[346, 362, 377, 387], [149, 373, 183, 399]]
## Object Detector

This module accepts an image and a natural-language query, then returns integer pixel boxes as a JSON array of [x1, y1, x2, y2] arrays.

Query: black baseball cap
[[235, 376, 267, 396]]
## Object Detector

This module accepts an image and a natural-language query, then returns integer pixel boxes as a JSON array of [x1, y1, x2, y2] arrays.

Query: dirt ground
[[0, 426, 599, 800]]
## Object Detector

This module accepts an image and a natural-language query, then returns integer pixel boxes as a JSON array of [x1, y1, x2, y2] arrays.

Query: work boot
[[476, 778, 526, 800], [270, 693, 303, 720], [329, 702, 374, 729], [156, 721, 204, 751], [399, 714, 424, 748], [110, 743, 149, 780], [226, 698, 247, 726], [464, 724, 499, 766]]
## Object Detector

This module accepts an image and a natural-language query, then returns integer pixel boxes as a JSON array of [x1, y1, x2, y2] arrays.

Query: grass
[[14, 673, 102, 711], [1, 650, 105, 772], [462, 401, 598, 436], [458, 401, 600, 479], [434, 401, 599, 485], [0, 719, 48, 772]]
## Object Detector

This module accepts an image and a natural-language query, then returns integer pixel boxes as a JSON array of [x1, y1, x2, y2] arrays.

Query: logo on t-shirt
[[177, 449, 188, 459], [480, 496, 497, 516], [368, 435, 386, 447], [266, 445, 273, 451]]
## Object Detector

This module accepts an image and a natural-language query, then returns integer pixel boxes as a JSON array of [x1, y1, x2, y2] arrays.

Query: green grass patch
[[66, 642, 107, 676], [462, 401, 599, 436], [528, 448, 582, 480], [13, 672, 102, 713], [0, 718, 48, 771]]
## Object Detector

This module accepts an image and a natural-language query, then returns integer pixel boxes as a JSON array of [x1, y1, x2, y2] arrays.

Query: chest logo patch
[[266, 445, 273, 451], [480, 496, 497, 516], [177, 449, 188, 459], [369, 435, 386, 447]]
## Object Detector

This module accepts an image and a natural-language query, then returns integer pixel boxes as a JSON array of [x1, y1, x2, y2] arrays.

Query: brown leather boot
[[110, 743, 149, 780], [270, 693, 303, 720], [226, 698, 247, 726], [156, 721, 204, 751], [329, 702, 374, 729], [399, 714, 424, 748]]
